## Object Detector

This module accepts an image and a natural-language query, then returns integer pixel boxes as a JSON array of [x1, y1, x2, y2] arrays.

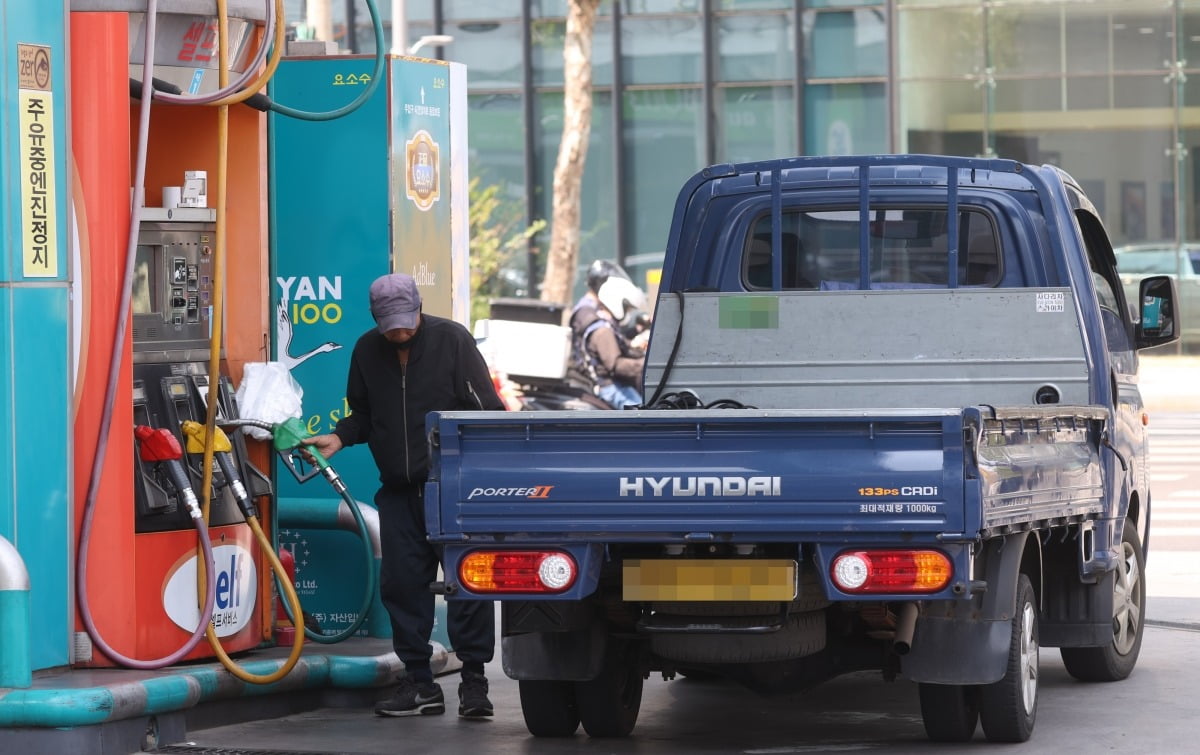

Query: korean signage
[[17, 43, 57, 278]]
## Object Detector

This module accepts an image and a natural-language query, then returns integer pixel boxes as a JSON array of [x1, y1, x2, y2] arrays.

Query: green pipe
[[0, 650, 408, 728], [0, 536, 31, 689], [276, 496, 388, 638]]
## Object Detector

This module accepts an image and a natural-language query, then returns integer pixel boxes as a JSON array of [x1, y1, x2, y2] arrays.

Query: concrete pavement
[[1139, 354, 1200, 413]]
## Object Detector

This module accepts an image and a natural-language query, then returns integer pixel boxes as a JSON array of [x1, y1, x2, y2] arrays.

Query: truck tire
[[918, 683, 979, 742], [575, 639, 643, 738], [978, 573, 1038, 743], [519, 680, 580, 737], [1060, 518, 1145, 682], [650, 610, 825, 664]]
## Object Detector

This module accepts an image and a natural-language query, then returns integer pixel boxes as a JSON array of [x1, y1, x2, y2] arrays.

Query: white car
[[1115, 243, 1200, 349]]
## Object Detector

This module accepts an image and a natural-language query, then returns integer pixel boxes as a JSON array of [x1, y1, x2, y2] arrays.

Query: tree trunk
[[541, 0, 600, 306]]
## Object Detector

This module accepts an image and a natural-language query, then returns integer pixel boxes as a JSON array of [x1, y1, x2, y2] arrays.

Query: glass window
[[716, 10, 794, 82], [897, 6, 983, 79], [444, 1, 521, 21], [743, 208, 1000, 290], [803, 8, 887, 79], [804, 83, 886, 155], [468, 93, 526, 194], [716, 85, 796, 163], [896, 80, 985, 156], [622, 14, 704, 85], [454, 20, 523, 89], [1110, 8, 1174, 72], [993, 79, 1062, 114], [535, 90, 617, 289], [990, 6, 1063, 77], [622, 88, 704, 258], [807, 0, 883, 7], [717, 0, 793, 9], [1113, 74, 1173, 108], [532, 17, 614, 87]]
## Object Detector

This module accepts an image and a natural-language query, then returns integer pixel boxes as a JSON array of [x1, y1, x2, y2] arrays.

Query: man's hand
[[301, 433, 344, 463]]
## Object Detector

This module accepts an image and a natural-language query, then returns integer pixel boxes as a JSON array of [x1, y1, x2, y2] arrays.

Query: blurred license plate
[[622, 559, 797, 601]]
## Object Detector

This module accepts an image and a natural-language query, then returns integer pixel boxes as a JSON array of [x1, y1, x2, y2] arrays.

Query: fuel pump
[[75, 425, 217, 668]]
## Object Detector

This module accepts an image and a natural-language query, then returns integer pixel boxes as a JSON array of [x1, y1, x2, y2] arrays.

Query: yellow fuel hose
[[207, 0, 284, 107], [194, 0, 304, 684]]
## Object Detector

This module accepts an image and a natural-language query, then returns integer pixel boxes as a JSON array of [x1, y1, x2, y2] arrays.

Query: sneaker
[[457, 671, 494, 718], [375, 677, 445, 717]]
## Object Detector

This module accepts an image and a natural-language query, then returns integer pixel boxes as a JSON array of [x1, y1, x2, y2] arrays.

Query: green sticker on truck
[[719, 295, 779, 329]]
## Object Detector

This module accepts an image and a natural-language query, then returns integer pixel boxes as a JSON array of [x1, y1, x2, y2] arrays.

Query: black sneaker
[[375, 677, 445, 717], [457, 671, 494, 718]]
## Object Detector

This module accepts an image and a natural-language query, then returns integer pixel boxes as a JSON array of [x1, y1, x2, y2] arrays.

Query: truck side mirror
[[1134, 275, 1180, 350]]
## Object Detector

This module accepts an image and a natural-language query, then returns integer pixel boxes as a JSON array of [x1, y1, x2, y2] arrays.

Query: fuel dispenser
[[116, 208, 272, 662]]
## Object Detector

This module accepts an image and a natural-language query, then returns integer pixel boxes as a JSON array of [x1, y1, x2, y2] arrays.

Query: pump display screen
[[133, 245, 157, 315]]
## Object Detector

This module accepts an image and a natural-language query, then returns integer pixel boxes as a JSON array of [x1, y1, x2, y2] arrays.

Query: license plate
[[622, 559, 798, 602]]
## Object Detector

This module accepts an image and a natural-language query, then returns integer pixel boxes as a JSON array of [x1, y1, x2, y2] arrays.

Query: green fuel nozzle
[[271, 417, 328, 470], [269, 417, 347, 494]]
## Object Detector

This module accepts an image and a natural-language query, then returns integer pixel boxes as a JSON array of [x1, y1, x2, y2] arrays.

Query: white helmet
[[597, 277, 646, 319]]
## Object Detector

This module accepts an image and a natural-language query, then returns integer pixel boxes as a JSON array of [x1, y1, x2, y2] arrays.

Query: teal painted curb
[[0, 651, 404, 728]]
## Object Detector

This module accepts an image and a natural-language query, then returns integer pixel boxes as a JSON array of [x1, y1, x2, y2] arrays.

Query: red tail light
[[831, 549, 952, 594], [459, 551, 577, 594]]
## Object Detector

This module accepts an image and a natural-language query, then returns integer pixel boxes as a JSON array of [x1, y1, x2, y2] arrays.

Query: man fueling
[[302, 273, 504, 719]]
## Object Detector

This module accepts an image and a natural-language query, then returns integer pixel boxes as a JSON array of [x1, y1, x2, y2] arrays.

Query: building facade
[[295, 0, 1200, 298]]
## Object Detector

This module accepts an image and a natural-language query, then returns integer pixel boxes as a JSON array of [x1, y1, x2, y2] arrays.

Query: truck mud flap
[[901, 532, 1033, 684], [900, 615, 1011, 684], [501, 622, 607, 681]]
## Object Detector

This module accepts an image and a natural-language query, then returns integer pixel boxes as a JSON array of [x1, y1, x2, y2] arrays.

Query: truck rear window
[[745, 207, 1001, 290]]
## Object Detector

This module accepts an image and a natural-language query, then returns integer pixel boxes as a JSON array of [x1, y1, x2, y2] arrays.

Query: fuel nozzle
[[180, 420, 257, 519], [272, 417, 348, 495], [134, 425, 202, 520]]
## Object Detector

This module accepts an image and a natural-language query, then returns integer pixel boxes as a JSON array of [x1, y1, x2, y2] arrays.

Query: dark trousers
[[375, 485, 495, 669]]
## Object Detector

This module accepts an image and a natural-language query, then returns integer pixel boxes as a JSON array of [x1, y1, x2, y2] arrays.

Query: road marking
[[1148, 527, 1200, 536], [1152, 474, 1189, 482], [1152, 513, 1200, 521], [1167, 489, 1200, 498]]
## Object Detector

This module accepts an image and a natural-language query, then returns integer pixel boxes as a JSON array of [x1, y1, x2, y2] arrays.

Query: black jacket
[[332, 314, 503, 490]]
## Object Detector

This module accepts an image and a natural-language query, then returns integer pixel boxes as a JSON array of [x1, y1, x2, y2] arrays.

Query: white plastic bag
[[235, 362, 304, 441]]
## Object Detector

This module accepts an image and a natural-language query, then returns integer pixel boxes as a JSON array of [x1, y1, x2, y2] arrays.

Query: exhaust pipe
[[892, 602, 919, 656]]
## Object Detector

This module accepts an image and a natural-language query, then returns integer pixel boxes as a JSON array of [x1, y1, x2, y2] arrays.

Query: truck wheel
[[918, 683, 979, 742], [575, 640, 643, 738], [978, 573, 1038, 743], [1060, 519, 1145, 682], [519, 680, 580, 737]]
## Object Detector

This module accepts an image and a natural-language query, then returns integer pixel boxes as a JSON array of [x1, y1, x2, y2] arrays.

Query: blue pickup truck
[[424, 155, 1180, 743]]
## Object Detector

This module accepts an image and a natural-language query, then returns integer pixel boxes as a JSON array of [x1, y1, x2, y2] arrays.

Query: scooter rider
[[571, 273, 648, 409], [302, 273, 504, 719]]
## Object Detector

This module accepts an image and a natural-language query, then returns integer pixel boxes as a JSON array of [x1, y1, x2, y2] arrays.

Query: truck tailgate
[[426, 408, 969, 543]]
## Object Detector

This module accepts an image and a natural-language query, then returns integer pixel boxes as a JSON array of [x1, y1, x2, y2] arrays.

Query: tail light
[[831, 549, 952, 594], [458, 550, 577, 594]]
